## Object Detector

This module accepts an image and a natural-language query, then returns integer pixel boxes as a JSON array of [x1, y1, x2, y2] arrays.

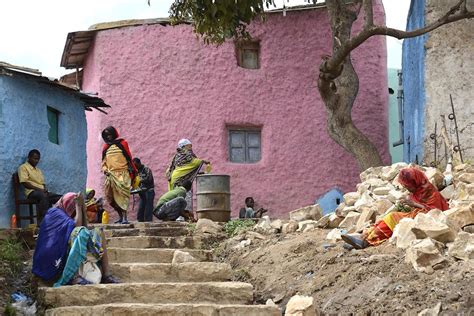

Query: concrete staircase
[[39, 222, 279, 315]]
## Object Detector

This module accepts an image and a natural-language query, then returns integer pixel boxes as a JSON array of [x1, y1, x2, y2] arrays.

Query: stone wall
[[81, 2, 390, 219], [403, 0, 473, 165], [0, 74, 88, 228], [423, 0, 474, 165]]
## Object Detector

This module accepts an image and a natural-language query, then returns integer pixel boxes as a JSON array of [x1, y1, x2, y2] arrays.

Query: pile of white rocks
[[256, 162, 474, 273], [390, 163, 474, 273]]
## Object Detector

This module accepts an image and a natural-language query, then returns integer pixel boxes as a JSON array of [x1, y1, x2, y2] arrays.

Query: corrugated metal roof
[[0, 61, 110, 113], [0, 61, 42, 76]]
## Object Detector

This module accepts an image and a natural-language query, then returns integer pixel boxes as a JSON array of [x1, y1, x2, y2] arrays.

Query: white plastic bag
[[78, 261, 102, 284]]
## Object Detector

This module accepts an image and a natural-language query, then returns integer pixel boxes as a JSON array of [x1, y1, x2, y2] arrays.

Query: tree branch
[[324, 0, 472, 73], [362, 0, 373, 29]]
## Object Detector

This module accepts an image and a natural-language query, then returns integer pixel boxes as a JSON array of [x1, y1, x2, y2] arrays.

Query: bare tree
[[169, 0, 473, 170]]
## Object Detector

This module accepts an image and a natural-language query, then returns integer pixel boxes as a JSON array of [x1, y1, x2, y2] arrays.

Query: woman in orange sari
[[342, 167, 449, 249]]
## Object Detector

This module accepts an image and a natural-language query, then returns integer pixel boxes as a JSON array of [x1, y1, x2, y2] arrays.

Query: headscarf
[[85, 188, 96, 207], [55, 192, 78, 217], [101, 126, 120, 145], [178, 138, 192, 149], [398, 167, 448, 211], [101, 126, 138, 178], [85, 188, 95, 199]]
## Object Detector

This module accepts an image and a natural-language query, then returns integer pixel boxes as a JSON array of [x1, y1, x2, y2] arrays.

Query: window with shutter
[[235, 41, 260, 69], [47, 106, 60, 145], [229, 129, 261, 163]]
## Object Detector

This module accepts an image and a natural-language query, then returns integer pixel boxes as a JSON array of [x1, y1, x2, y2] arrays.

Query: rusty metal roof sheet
[[0, 61, 110, 113]]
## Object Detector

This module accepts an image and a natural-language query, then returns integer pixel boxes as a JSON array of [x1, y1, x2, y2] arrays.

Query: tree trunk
[[318, 0, 384, 171]]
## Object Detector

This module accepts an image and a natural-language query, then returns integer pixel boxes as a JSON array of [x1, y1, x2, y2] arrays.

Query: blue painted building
[[402, 0, 427, 163], [0, 62, 109, 228], [402, 0, 473, 165]]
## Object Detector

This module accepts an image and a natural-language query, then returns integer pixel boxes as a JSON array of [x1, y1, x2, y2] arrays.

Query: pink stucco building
[[61, 2, 389, 219]]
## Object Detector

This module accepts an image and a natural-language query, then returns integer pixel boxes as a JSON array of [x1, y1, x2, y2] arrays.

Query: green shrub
[[187, 223, 196, 234], [0, 238, 24, 276], [224, 220, 255, 237], [233, 268, 251, 282], [4, 301, 17, 316]]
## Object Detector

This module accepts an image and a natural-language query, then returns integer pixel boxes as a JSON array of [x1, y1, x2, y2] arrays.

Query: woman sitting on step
[[32, 192, 119, 286]]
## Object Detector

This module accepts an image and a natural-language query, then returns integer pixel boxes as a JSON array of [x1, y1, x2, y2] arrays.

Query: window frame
[[47, 106, 60, 145], [228, 128, 262, 163], [235, 40, 260, 69]]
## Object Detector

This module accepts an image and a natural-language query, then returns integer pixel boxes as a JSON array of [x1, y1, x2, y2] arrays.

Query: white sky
[[0, 0, 410, 78]]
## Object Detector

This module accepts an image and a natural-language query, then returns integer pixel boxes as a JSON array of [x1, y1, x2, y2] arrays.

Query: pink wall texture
[[82, 2, 389, 220]]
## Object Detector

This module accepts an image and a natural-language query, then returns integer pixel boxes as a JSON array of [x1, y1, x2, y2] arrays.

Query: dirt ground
[[215, 229, 474, 315], [0, 237, 34, 315]]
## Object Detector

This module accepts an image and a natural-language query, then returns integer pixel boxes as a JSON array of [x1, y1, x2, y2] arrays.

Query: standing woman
[[101, 126, 137, 224], [166, 139, 210, 212]]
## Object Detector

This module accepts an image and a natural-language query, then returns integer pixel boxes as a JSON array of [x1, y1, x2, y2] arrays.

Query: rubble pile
[[250, 162, 474, 274]]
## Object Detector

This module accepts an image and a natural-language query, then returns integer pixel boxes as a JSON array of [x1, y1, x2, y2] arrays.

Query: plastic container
[[11, 214, 17, 228], [205, 163, 212, 174], [102, 210, 109, 224]]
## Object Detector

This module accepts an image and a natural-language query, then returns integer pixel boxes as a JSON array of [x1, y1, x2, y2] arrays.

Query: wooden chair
[[12, 172, 38, 226]]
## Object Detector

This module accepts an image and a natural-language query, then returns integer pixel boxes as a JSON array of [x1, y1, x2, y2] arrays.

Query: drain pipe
[[393, 70, 404, 147]]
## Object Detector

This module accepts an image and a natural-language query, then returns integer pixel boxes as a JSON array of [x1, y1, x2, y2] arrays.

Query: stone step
[[45, 303, 280, 316], [39, 282, 254, 308], [104, 226, 189, 238], [107, 248, 213, 263], [91, 222, 188, 231], [90, 223, 134, 230], [133, 222, 189, 229], [106, 236, 202, 249], [110, 262, 232, 282]]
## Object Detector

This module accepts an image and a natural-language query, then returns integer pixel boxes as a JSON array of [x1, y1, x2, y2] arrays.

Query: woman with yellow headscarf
[[166, 139, 210, 212]]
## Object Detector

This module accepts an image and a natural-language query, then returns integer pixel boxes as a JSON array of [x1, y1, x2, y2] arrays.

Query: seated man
[[153, 180, 194, 221], [18, 149, 61, 223], [239, 197, 268, 219]]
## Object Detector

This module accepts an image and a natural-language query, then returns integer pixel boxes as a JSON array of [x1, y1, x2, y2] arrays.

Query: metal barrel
[[196, 174, 231, 222]]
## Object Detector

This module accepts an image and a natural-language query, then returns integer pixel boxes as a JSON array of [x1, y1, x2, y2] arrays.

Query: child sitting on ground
[[85, 189, 105, 223], [239, 197, 268, 219]]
